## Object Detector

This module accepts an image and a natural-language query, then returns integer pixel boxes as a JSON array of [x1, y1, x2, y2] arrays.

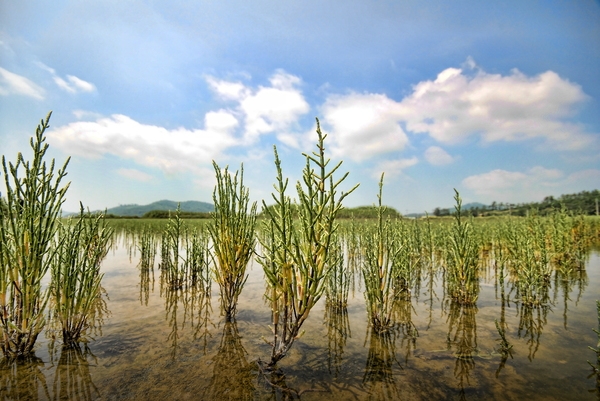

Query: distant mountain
[[105, 200, 213, 217]]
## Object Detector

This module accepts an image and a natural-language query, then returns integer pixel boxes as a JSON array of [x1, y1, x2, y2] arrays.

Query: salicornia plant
[[324, 237, 349, 309], [209, 162, 257, 319], [161, 204, 186, 289], [49, 205, 113, 347], [258, 118, 358, 367], [445, 189, 480, 306], [0, 112, 70, 358], [362, 173, 399, 332]]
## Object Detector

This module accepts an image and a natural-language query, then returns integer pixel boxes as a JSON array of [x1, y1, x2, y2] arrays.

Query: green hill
[[105, 200, 213, 217]]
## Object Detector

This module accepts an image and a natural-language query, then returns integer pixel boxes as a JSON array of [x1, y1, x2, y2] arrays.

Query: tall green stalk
[[0, 112, 70, 358], [209, 162, 257, 319], [258, 118, 358, 366]]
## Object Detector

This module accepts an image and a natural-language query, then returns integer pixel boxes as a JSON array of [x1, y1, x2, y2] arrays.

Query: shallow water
[[2, 237, 599, 400]]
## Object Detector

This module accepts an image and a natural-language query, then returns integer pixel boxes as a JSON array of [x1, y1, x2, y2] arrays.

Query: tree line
[[433, 189, 600, 217]]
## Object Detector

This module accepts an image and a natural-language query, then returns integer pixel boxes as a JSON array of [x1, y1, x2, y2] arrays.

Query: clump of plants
[[0, 112, 70, 358], [209, 162, 257, 320], [49, 205, 113, 347], [0, 112, 114, 358], [362, 173, 399, 332], [258, 118, 358, 367], [445, 189, 480, 305], [161, 205, 187, 289]]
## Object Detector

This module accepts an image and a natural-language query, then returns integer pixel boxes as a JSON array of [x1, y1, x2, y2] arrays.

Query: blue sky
[[1, 1, 599, 214]]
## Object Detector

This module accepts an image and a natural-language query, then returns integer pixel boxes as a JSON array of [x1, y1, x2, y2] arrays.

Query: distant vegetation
[[142, 210, 211, 219], [337, 205, 401, 219], [90, 190, 599, 219], [259, 203, 401, 220], [431, 190, 600, 217]]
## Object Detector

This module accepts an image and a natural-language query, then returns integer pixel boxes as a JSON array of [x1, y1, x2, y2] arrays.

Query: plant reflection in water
[[0, 355, 50, 400], [362, 290, 418, 400], [324, 303, 351, 377], [445, 300, 478, 400], [162, 271, 213, 358], [362, 327, 401, 400], [516, 300, 548, 362], [204, 319, 256, 400], [51, 344, 99, 401]]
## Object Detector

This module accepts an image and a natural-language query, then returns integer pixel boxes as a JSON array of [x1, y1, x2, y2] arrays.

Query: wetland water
[[2, 233, 599, 400]]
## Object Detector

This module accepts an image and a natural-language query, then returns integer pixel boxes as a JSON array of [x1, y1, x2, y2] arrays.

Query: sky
[[1, 0, 599, 214]]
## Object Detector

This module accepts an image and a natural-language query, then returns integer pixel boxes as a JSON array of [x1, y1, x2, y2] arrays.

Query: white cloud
[[47, 110, 239, 175], [316, 60, 593, 163], [567, 169, 600, 182], [37, 62, 96, 94], [54, 74, 96, 93], [0, 67, 44, 99], [424, 146, 454, 165], [373, 157, 418, 179], [72, 109, 103, 120], [117, 168, 153, 182], [207, 70, 310, 143], [321, 93, 408, 162], [398, 64, 593, 150], [206, 76, 248, 101], [462, 169, 528, 195], [461, 166, 599, 203]]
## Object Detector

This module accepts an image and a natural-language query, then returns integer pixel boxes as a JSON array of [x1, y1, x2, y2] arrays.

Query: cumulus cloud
[[461, 166, 599, 203], [117, 168, 153, 182], [47, 110, 239, 175], [424, 146, 454, 165], [206, 77, 248, 101], [321, 93, 408, 162], [207, 70, 310, 143], [398, 64, 593, 150], [315, 60, 593, 162], [0, 67, 44, 99]]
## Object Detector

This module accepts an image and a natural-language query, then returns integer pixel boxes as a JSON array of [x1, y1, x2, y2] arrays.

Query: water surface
[[1, 236, 599, 400]]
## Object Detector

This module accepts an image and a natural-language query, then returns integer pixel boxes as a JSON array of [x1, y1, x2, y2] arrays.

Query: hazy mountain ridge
[[102, 199, 213, 217], [60, 189, 598, 218]]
